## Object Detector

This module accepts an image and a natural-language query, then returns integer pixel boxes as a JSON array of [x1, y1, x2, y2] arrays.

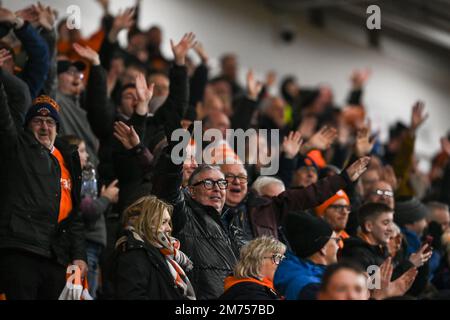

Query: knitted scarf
[[155, 232, 196, 300]]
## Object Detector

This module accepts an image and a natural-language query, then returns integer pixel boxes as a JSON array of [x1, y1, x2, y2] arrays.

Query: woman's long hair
[[122, 195, 173, 245]]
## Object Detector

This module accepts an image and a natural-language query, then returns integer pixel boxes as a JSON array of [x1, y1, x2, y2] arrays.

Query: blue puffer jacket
[[273, 251, 326, 300]]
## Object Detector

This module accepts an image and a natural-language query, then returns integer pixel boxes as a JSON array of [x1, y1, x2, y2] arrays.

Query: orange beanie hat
[[315, 190, 350, 216]]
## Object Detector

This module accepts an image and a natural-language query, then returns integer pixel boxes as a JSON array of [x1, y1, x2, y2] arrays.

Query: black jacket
[[112, 229, 187, 300], [152, 151, 237, 300], [0, 81, 85, 266], [340, 236, 388, 268], [219, 280, 280, 300]]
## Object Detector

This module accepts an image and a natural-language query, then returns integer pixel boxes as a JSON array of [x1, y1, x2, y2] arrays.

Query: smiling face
[[158, 208, 172, 235], [365, 212, 394, 246], [323, 198, 351, 232], [293, 166, 318, 188], [120, 87, 138, 118], [221, 164, 248, 207], [189, 168, 226, 212], [28, 116, 57, 150]]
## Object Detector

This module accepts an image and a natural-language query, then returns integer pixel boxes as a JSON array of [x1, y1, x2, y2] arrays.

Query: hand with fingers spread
[[170, 32, 197, 66], [109, 7, 135, 42], [100, 179, 119, 203], [346, 156, 371, 182], [372, 257, 418, 299], [410, 100, 428, 133], [135, 73, 154, 115], [193, 42, 208, 64], [246, 69, 263, 101], [355, 120, 375, 157], [409, 244, 433, 268], [114, 121, 140, 150], [282, 131, 303, 159], [31, 2, 56, 31], [72, 43, 100, 66], [297, 116, 317, 140], [351, 68, 371, 89], [301, 125, 337, 154], [0, 49, 12, 67]]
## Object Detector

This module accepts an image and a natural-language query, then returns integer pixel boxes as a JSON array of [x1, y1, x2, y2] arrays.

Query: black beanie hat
[[285, 213, 333, 259], [394, 197, 428, 227], [24, 95, 61, 131]]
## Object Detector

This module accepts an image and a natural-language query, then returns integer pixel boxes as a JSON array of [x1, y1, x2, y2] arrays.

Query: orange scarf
[[52, 147, 73, 222], [224, 275, 275, 292]]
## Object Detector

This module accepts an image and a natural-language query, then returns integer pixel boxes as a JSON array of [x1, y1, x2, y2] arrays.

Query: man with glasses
[[152, 162, 237, 300], [0, 93, 86, 299], [54, 44, 109, 168], [315, 190, 352, 248], [366, 180, 395, 209], [220, 157, 370, 255]]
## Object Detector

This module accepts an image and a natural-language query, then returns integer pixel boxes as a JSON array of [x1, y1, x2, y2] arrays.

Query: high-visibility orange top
[[52, 147, 73, 223]]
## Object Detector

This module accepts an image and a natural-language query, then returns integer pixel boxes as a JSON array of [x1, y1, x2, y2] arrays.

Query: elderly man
[[0, 86, 86, 299], [220, 154, 370, 254]]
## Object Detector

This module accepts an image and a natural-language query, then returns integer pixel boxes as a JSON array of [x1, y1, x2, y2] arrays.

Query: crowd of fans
[[0, 0, 449, 300]]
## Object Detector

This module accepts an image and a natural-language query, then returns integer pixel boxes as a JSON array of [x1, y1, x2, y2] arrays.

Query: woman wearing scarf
[[113, 195, 195, 300], [219, 236, 286, 300]]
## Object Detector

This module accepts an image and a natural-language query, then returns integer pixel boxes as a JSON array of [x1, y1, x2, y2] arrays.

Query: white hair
[[252, 176, 285, 196]]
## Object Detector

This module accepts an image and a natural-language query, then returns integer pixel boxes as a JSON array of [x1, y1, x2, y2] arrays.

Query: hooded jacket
[[273, 251, 326, 300]]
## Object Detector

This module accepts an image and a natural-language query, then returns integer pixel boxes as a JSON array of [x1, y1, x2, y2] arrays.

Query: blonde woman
[[113, 195, 195, 300], [219, 236, 286, 300]]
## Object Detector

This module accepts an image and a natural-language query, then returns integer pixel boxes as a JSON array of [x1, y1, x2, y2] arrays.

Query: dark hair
[[187, 164, 221, 186], [60, 134, 83, 147], [358, 202, 394, 231], [320, 262, 366, 292]]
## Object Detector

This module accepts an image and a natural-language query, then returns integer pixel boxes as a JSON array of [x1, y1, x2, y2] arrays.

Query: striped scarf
[[155, 232, 196, 300]]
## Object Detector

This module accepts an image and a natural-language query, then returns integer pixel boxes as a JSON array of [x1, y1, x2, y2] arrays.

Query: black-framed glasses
[[263, 253, 286, 265], [224, 174, 248, 185], [66, 69, 84, 79], [328, 204, 351, 212], [31, 117, 56, 128], [191, 179, 228, 190], [372, 189, 394, 198]]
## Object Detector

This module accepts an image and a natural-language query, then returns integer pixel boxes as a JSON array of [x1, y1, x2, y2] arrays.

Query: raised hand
[[297, 116, 317, 140], [193, 42, 208, 64], [282, 131, 303, 159], [302, 125, 338, 154], [135, 72, 154, 115], [0, 7, 17, 24], [100, 179, 119, 204], [410, 100, 428, 132], [72, 43, 100, 66], [355, 120, 375, 157], [246, 69, 263, 101], [109, 7, 135, 42], [170, 32, 197, 66], [409, 244, 433, 268], [33, 2, 56, 31], [346, 156, 371, 182], [350, 68, 371, 89], [113, 121, 141, 150], [0, 49, 12, 67]]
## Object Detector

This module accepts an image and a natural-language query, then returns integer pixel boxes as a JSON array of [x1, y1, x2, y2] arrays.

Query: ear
[[364, 220, 373, 233]]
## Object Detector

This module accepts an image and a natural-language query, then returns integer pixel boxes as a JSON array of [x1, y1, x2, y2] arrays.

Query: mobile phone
[[422, 235, 433, 253]]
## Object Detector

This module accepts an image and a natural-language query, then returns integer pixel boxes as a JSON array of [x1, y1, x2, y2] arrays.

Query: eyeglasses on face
[[224, 173, 248, 184], [66, 69, 84, 79], [191, 179, 228, 190], [328, 204, 351, 212], [372, 189, 394, 198], [31, 117, 56, 128], [263, 253, 286, 265]]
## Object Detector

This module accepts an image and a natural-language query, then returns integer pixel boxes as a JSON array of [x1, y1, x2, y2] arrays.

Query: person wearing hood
[[219, 236, 286, 300], [273, 213, 340, 300]]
